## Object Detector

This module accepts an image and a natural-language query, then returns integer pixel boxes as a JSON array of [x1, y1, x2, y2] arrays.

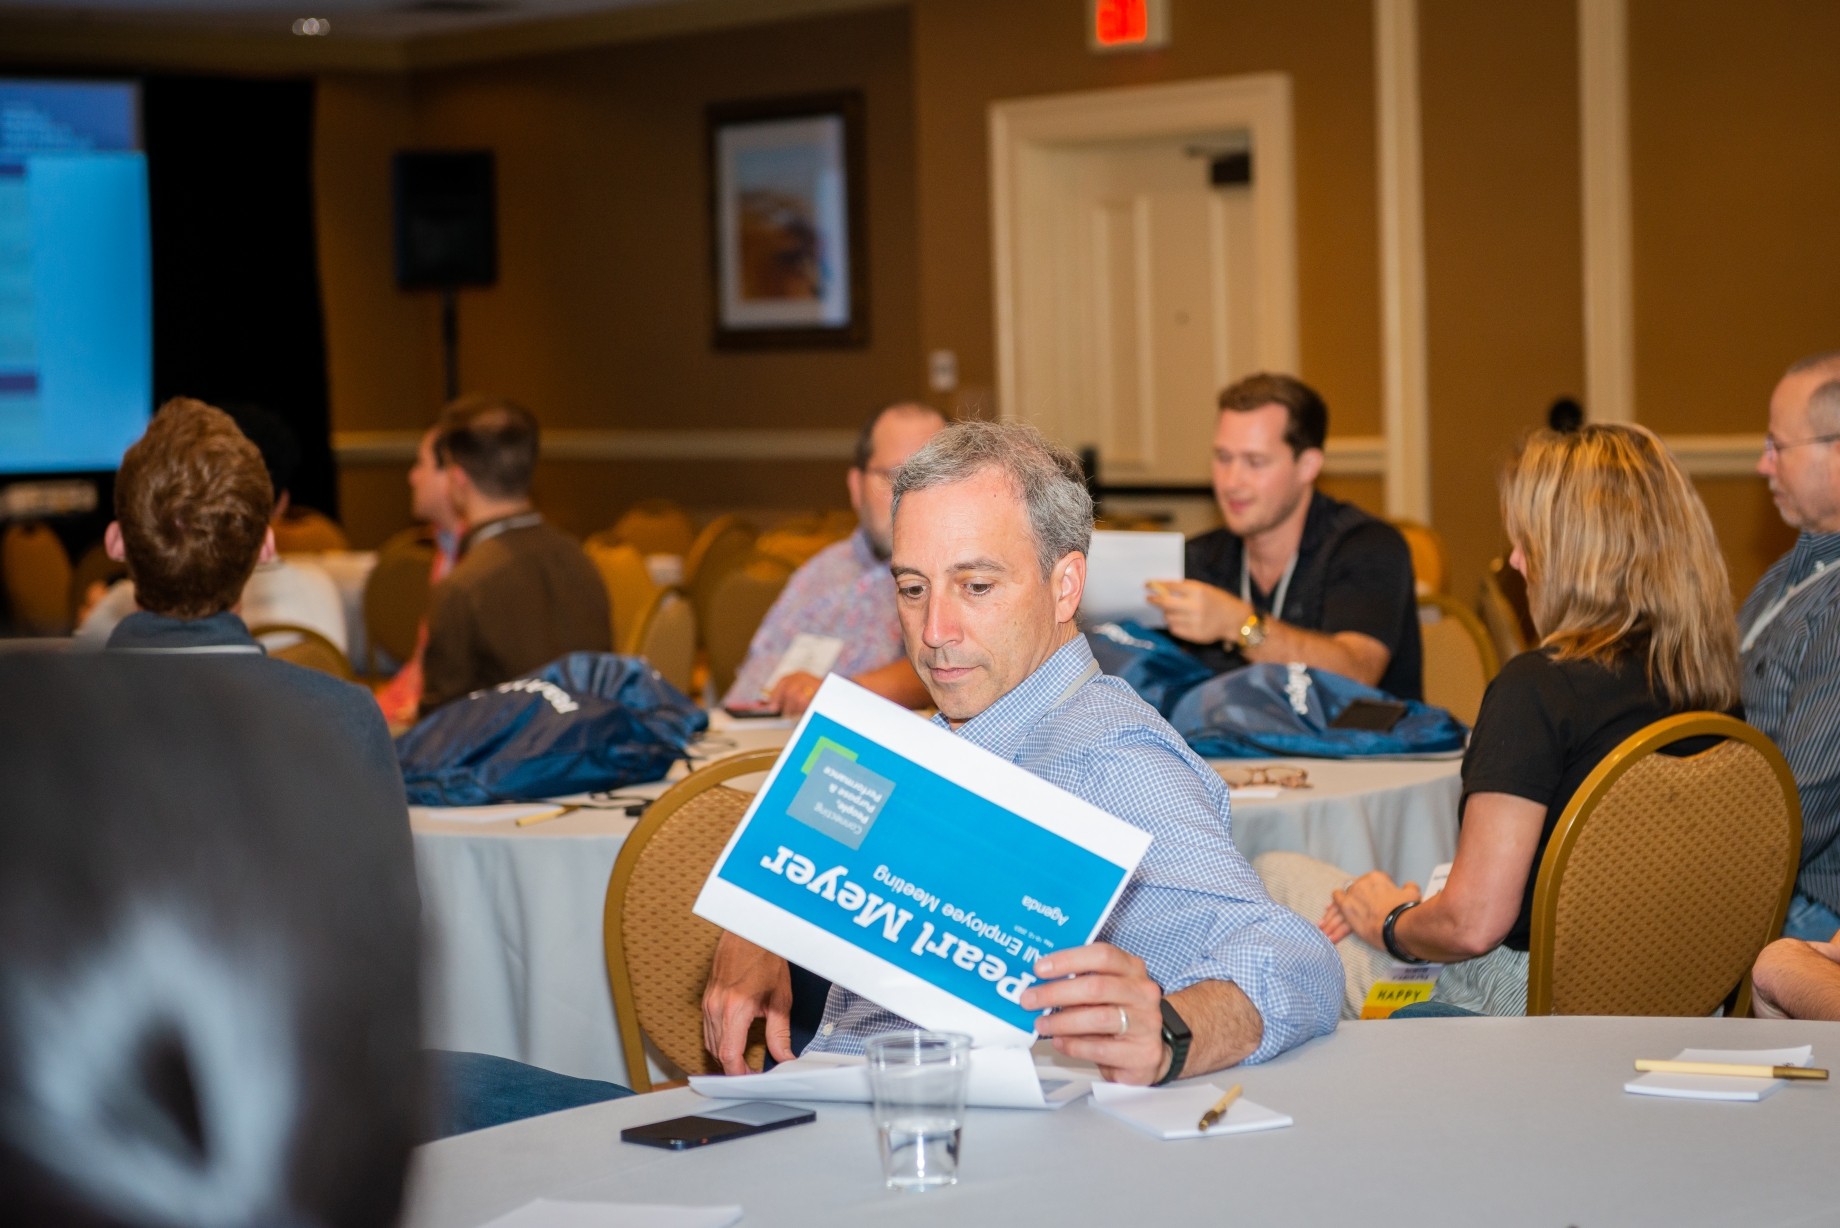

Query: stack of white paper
[[1623, 1046, 1815, 1101], [1090, 1081, 1293, 1139], [477, 1200, 743, 1228], [1080, 531, 1186, 628], [688, 1046, 1089, 1110]]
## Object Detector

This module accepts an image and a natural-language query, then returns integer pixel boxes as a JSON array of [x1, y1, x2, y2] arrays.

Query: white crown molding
[[1322, 434, 1386, 478], [1580, 0, 1636, 423], [1375, 0, 1432, 520], [1664, 434, 1766, 477]]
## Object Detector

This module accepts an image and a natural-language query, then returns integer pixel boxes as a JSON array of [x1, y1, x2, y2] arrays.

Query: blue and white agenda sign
[[694, 676, 1151, 1047]]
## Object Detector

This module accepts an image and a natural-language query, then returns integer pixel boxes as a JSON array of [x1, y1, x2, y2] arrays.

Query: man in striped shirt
[[1743, 352, 1840, 941], [703, 421, 1341, 1084]]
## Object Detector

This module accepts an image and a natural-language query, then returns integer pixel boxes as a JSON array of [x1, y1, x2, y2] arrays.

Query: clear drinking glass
[[865, 1030, 972, 1191]]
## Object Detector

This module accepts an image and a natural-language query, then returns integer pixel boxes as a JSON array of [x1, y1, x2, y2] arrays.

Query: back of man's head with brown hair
[[115, 397, 274, 620], [434, 394, 539, 500]]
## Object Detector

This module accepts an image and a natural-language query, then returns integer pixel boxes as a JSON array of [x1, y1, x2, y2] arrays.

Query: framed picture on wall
[[707, 91, 868, 348]]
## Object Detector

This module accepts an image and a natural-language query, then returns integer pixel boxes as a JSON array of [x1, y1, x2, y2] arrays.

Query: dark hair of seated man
[[113, 397, 273, 620], [434, 394, 539, 501]]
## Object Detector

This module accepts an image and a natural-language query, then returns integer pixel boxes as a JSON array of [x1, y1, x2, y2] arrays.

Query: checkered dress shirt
[[803, 635, 1342, 1064]]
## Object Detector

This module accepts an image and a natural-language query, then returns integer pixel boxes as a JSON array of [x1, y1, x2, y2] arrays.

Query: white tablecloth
[[402, 1015, 1840, 1228], [412, 732, 1460, 1087], [285, 549, 377, 669]]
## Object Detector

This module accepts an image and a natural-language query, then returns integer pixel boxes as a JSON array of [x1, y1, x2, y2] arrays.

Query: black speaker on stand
[[393, 150, 497, 399]]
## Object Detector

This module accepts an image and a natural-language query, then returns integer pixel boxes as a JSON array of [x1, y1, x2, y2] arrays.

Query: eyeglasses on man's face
[[1762, 432, 1840, 458]]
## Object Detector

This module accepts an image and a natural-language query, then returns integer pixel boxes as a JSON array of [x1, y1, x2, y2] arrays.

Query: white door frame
[[990, 74, 1320, 466]]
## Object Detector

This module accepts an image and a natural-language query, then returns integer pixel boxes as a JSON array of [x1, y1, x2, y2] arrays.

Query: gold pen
[[1197, 1083, 1243, 1132], [515, 803, 581, 828], [1634, 1059, 1827, 1081]]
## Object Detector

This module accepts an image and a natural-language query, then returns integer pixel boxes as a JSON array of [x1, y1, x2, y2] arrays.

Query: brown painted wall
[[1629, 0, 1840, 437], [907, 0, 1383, 438], [1420, 0, 1584, 602], [317, 6, 919, 545]]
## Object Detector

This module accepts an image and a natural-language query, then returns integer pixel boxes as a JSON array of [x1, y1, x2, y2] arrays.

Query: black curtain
[[143, 76, 337, 518]]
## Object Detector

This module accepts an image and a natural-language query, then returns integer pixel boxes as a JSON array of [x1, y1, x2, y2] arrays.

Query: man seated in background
[[1751, 928, 1840, 1021], [1149, 372, 1423, 700], [78, 401, 348, 652], [374, 424, 465, 727], [722, 401, 945, 718], [1742, 352, 1840, 941], [99, 397, 400, 801], [419, 394, 611, 713], [704, 420, 1341, 1083]]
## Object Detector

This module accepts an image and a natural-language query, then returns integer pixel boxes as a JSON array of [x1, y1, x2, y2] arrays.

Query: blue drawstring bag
[[397, 652, 708, 805], [1085, 620, 1214, 718], [1172, 662, 1468, 759]]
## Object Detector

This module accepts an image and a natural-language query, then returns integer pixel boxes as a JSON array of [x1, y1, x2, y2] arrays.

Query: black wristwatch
[[1154, 998, 1193, 1086], [1382, 900, 1428, 964]]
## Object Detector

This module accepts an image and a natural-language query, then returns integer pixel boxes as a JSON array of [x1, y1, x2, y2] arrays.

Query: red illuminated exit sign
[[1089, 0, 1170, 52]]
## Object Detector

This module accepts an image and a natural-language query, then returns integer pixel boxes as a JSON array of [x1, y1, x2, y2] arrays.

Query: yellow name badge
[[1360, 965, 1442, 1020]]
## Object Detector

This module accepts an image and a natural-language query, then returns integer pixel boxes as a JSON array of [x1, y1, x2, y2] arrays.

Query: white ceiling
[[0, 0, 694, 41]]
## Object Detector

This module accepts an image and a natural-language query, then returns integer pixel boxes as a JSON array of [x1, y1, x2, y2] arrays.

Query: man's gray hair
[[1787, 352, 1840, 433], [890, 419, 1093, 577]]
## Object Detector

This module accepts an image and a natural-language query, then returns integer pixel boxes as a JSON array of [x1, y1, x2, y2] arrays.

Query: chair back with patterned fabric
[[704, 553, 794, 697], [603, 749, 781, 1092], [626, 587, 697, 696], [1528, 712, 1801, 1018], [251, 623, 357, 681], [1417, 593, 1497, 725]]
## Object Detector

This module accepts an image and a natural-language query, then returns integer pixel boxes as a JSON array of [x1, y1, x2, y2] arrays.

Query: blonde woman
[[1258, 424, 1742, 1016]]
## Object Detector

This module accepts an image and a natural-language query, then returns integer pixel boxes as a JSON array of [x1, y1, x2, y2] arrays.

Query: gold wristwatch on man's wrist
[[1237, 612, 1268, 650]]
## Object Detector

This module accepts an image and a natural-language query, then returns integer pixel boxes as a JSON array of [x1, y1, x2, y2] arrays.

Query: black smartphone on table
[[1329, 698, 1410, 733], [620, 1101, 816, 1150]]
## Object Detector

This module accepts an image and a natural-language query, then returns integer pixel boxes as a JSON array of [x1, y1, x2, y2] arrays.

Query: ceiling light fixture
[[291, 17, 332, 35]]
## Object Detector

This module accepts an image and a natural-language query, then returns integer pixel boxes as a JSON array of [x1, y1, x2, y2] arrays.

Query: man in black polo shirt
[[1149, 372, 1423, 699]]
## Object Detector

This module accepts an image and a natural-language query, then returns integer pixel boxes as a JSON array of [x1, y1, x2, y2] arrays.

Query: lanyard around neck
[[467, 511, 542, 551], [1241, 552, 1300, 622], [1741, 559, 1840, 654]]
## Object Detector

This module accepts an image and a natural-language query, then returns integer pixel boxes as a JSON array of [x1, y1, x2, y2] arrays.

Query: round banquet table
[[411, 727, 1461, 1089], [401, 1014, 1839, 1228]]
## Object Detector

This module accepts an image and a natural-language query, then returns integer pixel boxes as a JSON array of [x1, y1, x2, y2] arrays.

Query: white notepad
[[1090, 1080, 1293, 1139], [1623, 1046, 1815, 1102]]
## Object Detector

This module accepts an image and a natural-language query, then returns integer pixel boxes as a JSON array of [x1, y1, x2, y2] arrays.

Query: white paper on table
[[689, 1047, 1089, 1110], [1080, 531, 1186, 628], [1624, 1045, 1815, 1101], [763, 633, 846, 692], [409, 803, 566, 826], [476, 1199, 743, 1228], [1228, 786, 1283, 800], [1090, 1081, 1293, 1139], [694, 676, 1152, 1049]]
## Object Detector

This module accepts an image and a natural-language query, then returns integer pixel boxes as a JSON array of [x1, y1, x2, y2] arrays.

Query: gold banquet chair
[[703, 552, 794, 698], [3, 522, 73, 636], [602, 749, 781, 1093], [685, 515, 759, 647], [1477, 557, 1533, 666], [586, 539, 661, 653], [1390, 518, 1448, 597], [1527, 713, 1801, 1018], [604, 499, 697, 559], [1417, 593, 1498, 726], [625, 587, 697, 697], [251, 623, 357, 682]]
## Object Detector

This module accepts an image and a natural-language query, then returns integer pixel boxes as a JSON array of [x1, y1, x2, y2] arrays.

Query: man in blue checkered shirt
[[703, 420, 1341, 1084]]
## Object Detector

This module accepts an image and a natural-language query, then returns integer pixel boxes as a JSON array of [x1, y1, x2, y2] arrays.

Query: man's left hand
[[1023, 942, 1169, 1085], [1146, 580, 1250, 647], [765, 671, 823, 717]]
